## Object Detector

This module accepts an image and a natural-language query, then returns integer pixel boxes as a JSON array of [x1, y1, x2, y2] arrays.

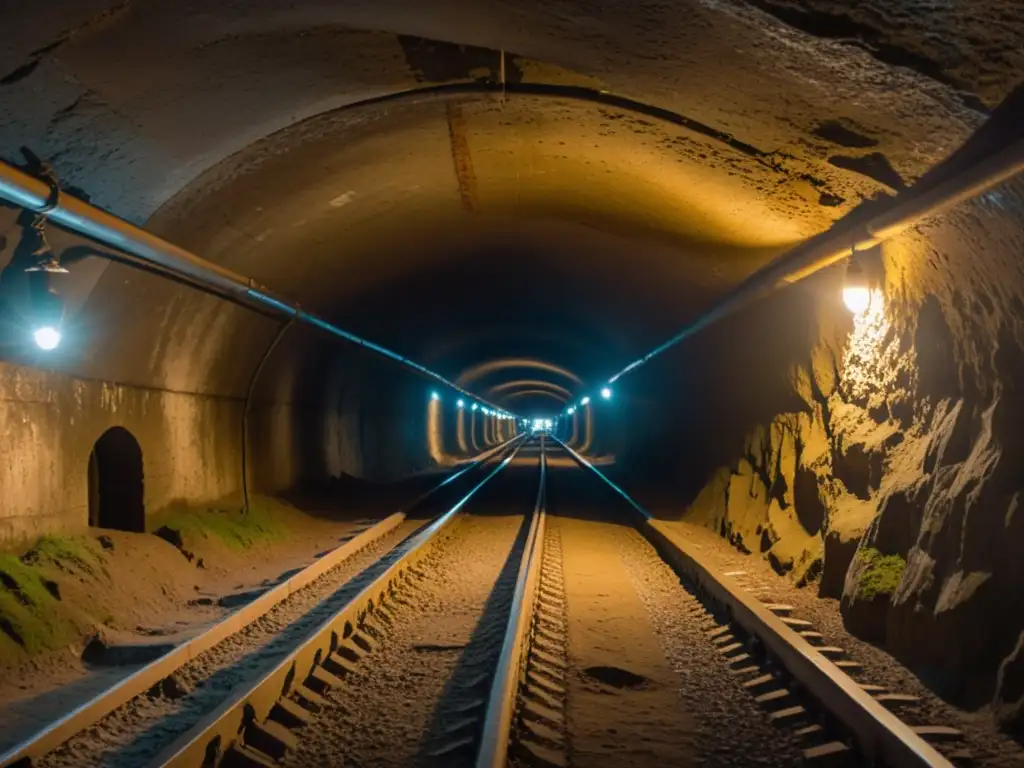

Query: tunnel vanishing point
[[1, 0, 1024, 759]]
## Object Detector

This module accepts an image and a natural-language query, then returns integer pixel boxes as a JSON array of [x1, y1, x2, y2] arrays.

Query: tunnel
[[0, 2, 1023, 766], [87, 426, 145, 533]]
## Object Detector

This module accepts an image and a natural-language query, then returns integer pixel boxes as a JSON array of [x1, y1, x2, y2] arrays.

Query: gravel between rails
[[282, 487, 536, 768], [616, 528, 804, 767], [668, 521, 1024, 768], [39, 518, 427, 768], [538, 461, 804, 768]]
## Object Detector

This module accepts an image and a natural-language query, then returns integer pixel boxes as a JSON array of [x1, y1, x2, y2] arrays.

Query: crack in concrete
[[1, 0, 132, 87], [445, 103, 480, 215]]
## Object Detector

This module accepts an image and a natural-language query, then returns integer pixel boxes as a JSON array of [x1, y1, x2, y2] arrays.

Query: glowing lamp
[[600, 387, 612, 400], [843, 261, 871, 315], [33, 326, 61, 350], [431, 391, 440, 401], [580, 396, 591, 406], [456, 399, 464, 408], [471, 403, 479, 411]]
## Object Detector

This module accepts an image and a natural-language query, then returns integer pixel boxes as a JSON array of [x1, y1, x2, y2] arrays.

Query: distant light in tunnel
[[545, 419, 553, 429], [600, 387, 612, 400], [456, 399, 464, 408], [33, 326, 61, 350], [580, 396, 591, 406]]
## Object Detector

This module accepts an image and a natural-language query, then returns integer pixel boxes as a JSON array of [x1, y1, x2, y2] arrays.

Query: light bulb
[[33, 326, 61, 350], [843, 259, 871, 315], [843, 286, 871, 315]]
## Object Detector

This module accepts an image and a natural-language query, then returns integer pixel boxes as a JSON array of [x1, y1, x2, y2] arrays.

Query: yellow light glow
[[842, 289, 890, 399], [427, 398, 446, 463], [842, 285, 872, 315]]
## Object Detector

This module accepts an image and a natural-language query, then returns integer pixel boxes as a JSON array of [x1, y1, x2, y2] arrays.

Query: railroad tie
[[803, 741, 853, 762], [913, 725, 965, 742]]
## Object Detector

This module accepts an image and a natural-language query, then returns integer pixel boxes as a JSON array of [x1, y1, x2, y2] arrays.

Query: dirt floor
[[545, 463, 803, 768], [0, 478, 437, 755], [555, 512, 701, 766]]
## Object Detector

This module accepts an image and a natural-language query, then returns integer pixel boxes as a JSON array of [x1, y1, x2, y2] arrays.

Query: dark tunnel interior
[[1, 0, 1024, 762]]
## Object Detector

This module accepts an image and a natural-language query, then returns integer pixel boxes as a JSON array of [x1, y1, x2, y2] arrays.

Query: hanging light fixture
[[28, 276, 64, 351], [842, 245, 871, 315]]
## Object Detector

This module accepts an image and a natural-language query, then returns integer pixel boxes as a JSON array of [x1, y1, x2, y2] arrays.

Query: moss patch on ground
[[0, 496, 309, 667], [0, 536, 107, 657], [856, 547, 906, 600], [153, 496, 296, 554]]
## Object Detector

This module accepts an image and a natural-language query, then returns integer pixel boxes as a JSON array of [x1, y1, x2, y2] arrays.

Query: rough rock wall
[[683, 171, 1024, 732]]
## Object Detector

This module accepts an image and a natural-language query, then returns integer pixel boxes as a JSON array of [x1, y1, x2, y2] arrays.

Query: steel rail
[[0, 159, 512, 415], [148, 437, 529, 767], [551, 436, 954, 768], [0, 435, 522, 768], [475, 436, 547, 768]]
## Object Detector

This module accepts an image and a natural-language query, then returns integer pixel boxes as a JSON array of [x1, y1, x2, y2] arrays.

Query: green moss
[[857, 547, 906, 600], [157, 497, 293, 553], [24, 536, 107, 579], [0, 539, 96, 655]]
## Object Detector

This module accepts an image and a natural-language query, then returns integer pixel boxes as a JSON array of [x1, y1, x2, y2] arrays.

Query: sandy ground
[[555, 511, 700, 766], [283, 463, 538, 767], [663, 520, 1024, 768], [545, 461, 803, 767], [0, 476, 447, 757]]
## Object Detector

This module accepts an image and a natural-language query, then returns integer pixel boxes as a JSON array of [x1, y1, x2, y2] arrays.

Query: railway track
[[551, 436, 963, 768], [0, 436, 524, 768], [2, 433, 984, 768]]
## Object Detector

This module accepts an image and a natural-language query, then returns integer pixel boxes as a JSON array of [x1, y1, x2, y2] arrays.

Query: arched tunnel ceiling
[[0, 1, 1019, 403]]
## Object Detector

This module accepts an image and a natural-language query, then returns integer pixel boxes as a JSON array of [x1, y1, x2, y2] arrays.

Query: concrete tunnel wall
[[0, 210, 503, 543], [246, 323, 478, 492]]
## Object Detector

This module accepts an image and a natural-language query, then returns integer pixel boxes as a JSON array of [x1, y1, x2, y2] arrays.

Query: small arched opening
[[88, 427, 145, 532]]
